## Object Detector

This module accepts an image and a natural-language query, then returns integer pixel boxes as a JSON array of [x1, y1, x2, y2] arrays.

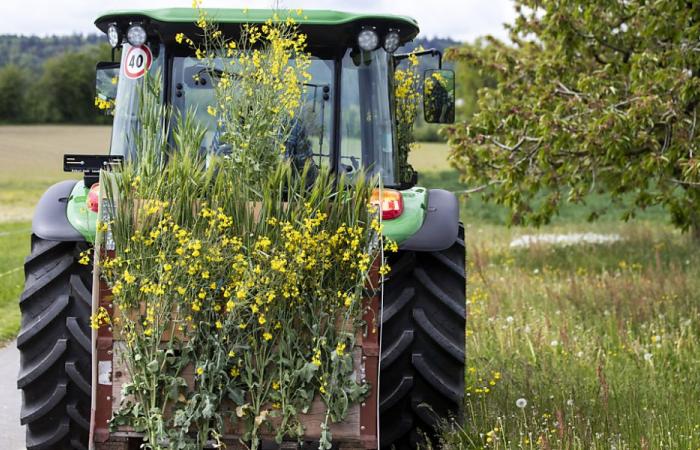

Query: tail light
[[370, 188, 404, 220], [86, 183, 100, 213]]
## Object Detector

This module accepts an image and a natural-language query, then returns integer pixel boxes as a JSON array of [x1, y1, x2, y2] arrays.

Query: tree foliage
[[445, 1, 700, 236], [0, 37, 110, 124], [0, 64, 28, 121]]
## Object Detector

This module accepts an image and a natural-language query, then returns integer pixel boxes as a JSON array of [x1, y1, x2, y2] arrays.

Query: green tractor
[[18, 8, 465, 450]]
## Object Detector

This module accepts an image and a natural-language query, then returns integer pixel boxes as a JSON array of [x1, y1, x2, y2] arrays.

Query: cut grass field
[[1, 126, 699, 448]]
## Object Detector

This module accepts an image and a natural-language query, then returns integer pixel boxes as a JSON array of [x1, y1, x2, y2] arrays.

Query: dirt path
[[0, 341, 26, 450]]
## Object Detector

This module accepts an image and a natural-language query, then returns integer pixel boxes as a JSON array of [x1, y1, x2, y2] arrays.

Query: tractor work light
[[370, 188, 404, 220], [126, 23, 147, 46], [107, 23, 121, 48], [358, 28, 380, 52], [383, 30, 401, 53]]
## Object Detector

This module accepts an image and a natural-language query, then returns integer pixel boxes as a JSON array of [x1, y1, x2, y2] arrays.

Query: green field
[[1, 126, 699, 448]]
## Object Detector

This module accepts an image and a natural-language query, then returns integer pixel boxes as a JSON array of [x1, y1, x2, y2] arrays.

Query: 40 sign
[[123, 45, 153, 80]]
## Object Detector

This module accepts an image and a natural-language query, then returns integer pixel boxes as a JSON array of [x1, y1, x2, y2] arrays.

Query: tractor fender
[[32, 180, 86, 242], [399, 188, 459, 252]]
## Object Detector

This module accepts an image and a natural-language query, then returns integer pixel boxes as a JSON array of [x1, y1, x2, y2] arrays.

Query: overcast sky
[[0, 0, 516, 42]]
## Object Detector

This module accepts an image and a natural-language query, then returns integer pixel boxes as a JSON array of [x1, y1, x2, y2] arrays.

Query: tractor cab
[[94, 8, 455, 188]]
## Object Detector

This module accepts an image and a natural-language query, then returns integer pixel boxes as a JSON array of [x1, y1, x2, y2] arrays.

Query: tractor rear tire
[[380, 225, 466, 449], [17, 235, 93, 450]]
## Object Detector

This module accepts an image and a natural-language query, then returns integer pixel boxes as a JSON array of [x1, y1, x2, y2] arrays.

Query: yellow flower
[[215, 320, 223, 329], [175, 33, 185, 44], [123, 270, 136, 284], [207, 105, 217, 116], [263, 332, 272, 341], [336, 342, 346, 357], [258, 315, 266, 325], [196, 367, 204, 376], [163, 263, 172, 272]]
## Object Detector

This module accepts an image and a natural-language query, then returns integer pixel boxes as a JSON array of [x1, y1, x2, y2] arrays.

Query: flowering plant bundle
[[96, 8, 391, 450]]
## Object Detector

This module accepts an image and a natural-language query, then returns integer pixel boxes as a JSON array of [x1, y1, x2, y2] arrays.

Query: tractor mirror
[[95, 62, 120, 115], [423, 69, 455, 124]]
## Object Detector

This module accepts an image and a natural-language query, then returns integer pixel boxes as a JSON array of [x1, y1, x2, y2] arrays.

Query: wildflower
[[215, 320, 223, 329], [644, 352, 653, 361], [123, 270, 136, 284], [516, 398, 527, 408], [196, 367, 204, 376], [163, 263, 172, 272], [336, 342, 346, 356], [263, 332, 272, 341], [378, 264, 391, 276], [78, 250, 91, 265], [230, 367, 240, 377], [175, 33, 185, 44]]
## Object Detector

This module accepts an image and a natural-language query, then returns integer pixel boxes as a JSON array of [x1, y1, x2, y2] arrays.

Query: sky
[[0, 0, 516, 42]]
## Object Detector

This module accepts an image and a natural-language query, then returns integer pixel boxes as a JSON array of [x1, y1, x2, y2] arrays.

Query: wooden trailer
[[88, 242, 382, 450]]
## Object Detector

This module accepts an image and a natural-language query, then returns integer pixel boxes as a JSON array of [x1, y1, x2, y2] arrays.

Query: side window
[[298, 59, 333, 169], [171, 57, 218, 151]]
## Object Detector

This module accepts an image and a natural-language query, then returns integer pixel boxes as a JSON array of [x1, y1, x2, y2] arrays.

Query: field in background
[[0, 125, 111, 340], [2, 126, 699, 447]]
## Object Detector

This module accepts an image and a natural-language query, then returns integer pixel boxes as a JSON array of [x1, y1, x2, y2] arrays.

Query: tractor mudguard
[[399, 188, 459, 252], [32, 180, 86, 242]]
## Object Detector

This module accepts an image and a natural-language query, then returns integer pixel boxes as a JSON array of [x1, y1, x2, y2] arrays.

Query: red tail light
[[86, 183, 100, 213], [370, 188, 404, 220]]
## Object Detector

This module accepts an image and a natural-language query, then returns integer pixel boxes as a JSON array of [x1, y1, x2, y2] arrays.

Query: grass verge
[[0, 222, 29, 341], [439, 222, 700, 449]]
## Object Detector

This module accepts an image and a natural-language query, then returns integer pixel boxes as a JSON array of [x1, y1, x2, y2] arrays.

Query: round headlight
[[358, 29, 379, 52], [126, 24, 147, 46], [107, 24, 121, 48], [383, 30, 401, 53]]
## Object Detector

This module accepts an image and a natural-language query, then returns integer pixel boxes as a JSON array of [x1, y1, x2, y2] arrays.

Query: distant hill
[[0, 34, 105, 72]]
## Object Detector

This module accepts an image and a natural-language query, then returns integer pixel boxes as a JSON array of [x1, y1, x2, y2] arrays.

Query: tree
[[445, 1, 700, 238], [28, 44, 111, 123], [0, 64, 29, 121]]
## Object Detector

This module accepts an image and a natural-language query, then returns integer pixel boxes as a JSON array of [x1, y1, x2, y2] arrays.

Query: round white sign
[[123, 45, 153, 80]]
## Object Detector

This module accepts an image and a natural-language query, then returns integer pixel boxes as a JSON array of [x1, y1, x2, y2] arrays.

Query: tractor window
[[170, 56, 334, 168], [340, 48, 396, 185], [110, 44, 164, 159]]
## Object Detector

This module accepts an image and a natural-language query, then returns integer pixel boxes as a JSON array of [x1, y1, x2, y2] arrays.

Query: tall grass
[[442, 223, 700, 449]]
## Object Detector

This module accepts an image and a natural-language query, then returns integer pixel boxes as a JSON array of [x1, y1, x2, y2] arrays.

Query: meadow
[[1, 127, 699, 448]]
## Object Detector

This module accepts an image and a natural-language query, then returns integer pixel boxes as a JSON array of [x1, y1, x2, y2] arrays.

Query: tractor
[[17, 8, 465, 450]]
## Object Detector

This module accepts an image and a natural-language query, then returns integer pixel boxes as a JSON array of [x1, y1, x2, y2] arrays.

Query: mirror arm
[[394, 48, 443, 69]]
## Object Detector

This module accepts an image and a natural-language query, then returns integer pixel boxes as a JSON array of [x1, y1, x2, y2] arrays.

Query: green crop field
[[1, 126, 698, 447]]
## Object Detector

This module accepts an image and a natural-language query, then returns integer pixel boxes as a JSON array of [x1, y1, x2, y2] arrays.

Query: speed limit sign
[[123, 45, 153, 79]]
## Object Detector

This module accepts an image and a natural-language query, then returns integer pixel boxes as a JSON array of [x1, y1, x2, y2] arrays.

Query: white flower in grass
[[644, 352, 653, 361], [566, 399, 574, 407], [516, 398, 527, 409], [506, 316, 514, 324], [550, 340, 558, 347]]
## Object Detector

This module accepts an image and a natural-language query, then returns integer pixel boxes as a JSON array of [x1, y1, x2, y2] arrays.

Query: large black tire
[[17, 235, 93, 450], [379, 225, 466, 449]]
